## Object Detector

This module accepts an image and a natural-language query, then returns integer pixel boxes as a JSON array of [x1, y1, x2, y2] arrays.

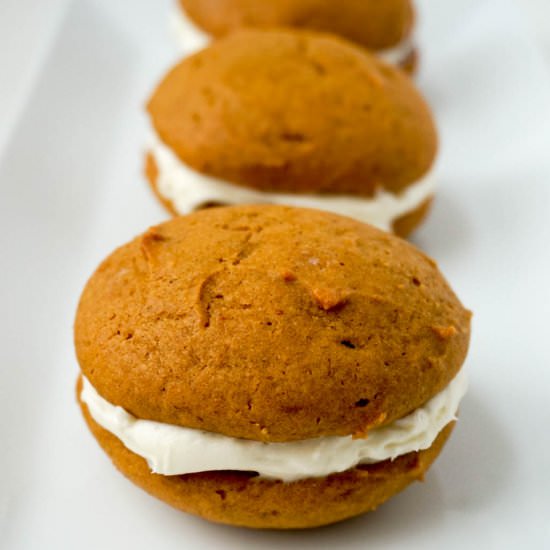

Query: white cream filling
[[170, 8, 210, 56], [150, 134, 436, 232], [81, 369, 467, 482], [171, 8, 415, 67], [377, 37, 415, 66]]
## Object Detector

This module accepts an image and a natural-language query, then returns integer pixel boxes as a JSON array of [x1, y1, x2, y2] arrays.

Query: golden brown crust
[[399, 46, 419, 75], [78, 384, 454, 529], [75, 205, 470, 442], [147, 29, 437, 197], [145, 153, 179, 216], [392, 196, 433, 238], [179, 0, 415, 51], [145, 153, 431, 238]]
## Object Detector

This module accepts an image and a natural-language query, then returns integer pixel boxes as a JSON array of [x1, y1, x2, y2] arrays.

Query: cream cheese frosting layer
[[171, 8, 209, 56], [80, 369, 467, 482], [172, 8, 415, 67], [377, 37, 415, 66], [150, 135, 436, 232]]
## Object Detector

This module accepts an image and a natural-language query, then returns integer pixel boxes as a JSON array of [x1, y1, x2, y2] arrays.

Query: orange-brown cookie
[[146, 29, 437, 235], [75, 205, 470, 528], [178, 0, 417, 70]]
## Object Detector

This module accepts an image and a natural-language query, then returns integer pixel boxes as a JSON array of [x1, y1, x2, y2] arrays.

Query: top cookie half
[[179, 0, 415, 51], [75, 205, 470, 443], [148, 28, 437, 198]]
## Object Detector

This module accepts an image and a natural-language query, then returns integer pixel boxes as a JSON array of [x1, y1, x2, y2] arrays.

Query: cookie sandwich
[[75, 205, 470, 529], [174, 0, 418, 72], [146, 29, 438, 237]]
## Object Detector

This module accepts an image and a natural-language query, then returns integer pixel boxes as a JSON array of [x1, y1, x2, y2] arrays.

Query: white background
[[1, 1, 550, 549]]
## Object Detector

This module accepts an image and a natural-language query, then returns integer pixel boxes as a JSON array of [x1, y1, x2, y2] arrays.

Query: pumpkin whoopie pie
[[146, 29, 437, 238], [75, 205, 470, 529], [174, 0, 418, 73]]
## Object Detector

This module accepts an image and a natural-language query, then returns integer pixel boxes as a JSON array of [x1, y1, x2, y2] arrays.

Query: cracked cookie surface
[[75, 205, 470, 442]]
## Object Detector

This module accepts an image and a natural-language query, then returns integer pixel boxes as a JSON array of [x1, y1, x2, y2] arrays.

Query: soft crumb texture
[[79, 384, 454, 529], [75, 205, 470, 442], [179, 0, 415, 50], [147, 28, 437, 196]]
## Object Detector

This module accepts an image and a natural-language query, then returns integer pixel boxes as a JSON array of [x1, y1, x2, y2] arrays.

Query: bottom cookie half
[[145, 154, 433, 240], [79, 386, 453, 529]]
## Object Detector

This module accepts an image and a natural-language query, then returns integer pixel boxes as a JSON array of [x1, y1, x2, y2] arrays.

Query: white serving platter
[[1, 0, 549, 548]]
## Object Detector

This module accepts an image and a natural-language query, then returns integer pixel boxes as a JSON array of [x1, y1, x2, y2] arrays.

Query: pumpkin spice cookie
[[146, 29, 438, 237], [75, 205, 471, 529], [174, 0, 418, 73]]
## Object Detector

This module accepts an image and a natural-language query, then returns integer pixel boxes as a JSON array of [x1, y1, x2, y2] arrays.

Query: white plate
[[1, 0, 550, 548]]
